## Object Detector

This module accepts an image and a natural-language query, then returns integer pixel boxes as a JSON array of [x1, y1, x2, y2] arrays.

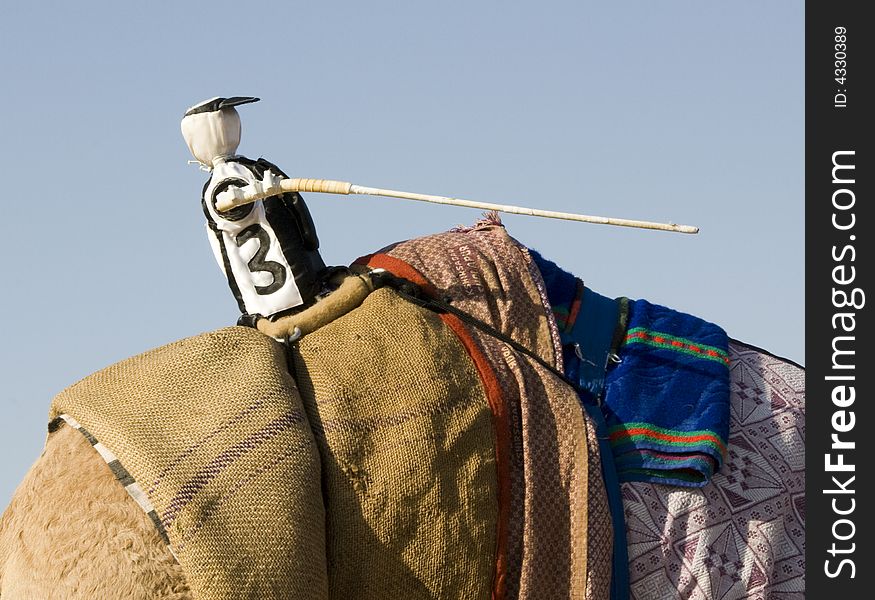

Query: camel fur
[[0, 425, 190, 599]]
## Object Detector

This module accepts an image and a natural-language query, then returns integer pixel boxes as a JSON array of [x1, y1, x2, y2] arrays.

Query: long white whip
[[216, 177, 699, 234]]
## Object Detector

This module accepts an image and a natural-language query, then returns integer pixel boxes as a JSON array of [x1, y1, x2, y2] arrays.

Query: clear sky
[[0, 2, 803, 511]]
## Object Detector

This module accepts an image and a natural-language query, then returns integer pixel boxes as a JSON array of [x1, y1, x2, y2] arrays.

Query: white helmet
[[180, 96, 259, 169]]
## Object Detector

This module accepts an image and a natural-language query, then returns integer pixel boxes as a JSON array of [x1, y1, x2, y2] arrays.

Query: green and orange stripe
[[551, 280, 584, 334], [623, 327, 730, 367], [608, 422, 728, 457]]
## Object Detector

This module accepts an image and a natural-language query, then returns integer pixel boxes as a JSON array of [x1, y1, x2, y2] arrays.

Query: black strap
[[568, 288, 629, 404], [564, 285, 630, 600]]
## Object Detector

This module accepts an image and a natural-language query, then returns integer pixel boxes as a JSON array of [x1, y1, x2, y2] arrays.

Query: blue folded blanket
[[604, 299, 730, 486], [532, 251, 730, 487]]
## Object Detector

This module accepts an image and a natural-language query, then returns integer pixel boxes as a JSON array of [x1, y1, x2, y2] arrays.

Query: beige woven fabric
[[291, 287, 498, 599], [377, 219, 612, 600], [50, 327, 328, 600]]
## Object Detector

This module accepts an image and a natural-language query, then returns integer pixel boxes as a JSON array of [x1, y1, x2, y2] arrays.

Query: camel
[[0, 226, 805, 600]]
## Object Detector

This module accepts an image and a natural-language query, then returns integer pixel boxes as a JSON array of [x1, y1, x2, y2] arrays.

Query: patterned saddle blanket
[[622, 342, 804, 599]]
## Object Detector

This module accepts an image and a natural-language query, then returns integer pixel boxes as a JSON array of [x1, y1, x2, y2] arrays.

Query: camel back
[[48, 221, 611, 600]]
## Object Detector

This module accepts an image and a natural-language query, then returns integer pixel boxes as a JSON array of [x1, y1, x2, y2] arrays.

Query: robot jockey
[[181, 96, 327, 324]]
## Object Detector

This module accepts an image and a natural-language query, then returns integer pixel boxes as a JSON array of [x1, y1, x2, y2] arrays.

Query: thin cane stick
[[215, 178, 699, 234]]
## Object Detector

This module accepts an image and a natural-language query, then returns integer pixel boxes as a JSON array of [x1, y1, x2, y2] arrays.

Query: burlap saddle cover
[[49, 221, 611, 599]]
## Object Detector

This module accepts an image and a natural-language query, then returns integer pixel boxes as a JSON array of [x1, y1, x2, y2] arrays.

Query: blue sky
[[0, 1, 803, 511]]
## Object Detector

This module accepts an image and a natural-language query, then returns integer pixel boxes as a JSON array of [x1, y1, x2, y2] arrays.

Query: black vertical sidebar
[[806, 0, 872, 597]]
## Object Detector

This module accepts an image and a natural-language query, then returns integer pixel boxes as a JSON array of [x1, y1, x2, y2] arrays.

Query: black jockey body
[[181, 97, 326, 321]]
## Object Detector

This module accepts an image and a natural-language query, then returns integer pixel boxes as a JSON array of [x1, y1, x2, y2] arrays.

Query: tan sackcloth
[[291, 287, 499, 599], [49, 327, 329, 600], [364, 217, 613, 600]]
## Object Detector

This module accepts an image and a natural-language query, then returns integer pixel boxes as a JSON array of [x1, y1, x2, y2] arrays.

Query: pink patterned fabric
[[375, 221, 613, 599], [623, 341, 804, 600]]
